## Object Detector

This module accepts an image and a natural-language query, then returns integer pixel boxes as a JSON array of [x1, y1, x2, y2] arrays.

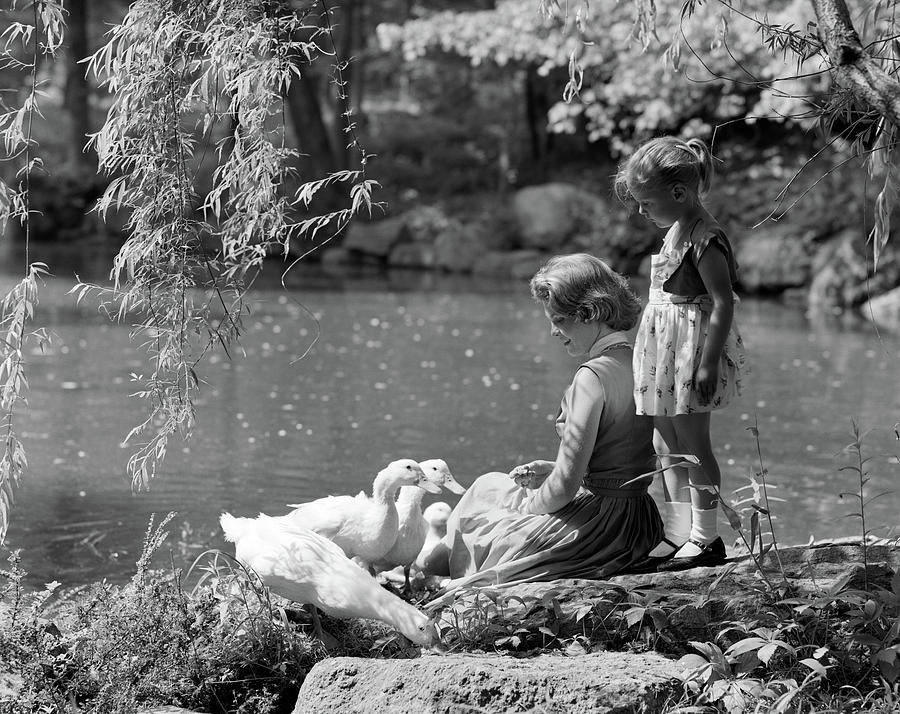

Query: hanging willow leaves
[[0, 0, 64, 543], [74, 0, 378, 491]]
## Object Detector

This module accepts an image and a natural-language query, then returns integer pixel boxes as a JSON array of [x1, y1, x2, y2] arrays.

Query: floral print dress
[[633, 221, 748, 416]]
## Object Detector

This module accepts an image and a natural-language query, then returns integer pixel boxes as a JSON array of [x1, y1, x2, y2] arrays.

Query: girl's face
[[629, 184, 685, 228], [544, 307, 601, 357]]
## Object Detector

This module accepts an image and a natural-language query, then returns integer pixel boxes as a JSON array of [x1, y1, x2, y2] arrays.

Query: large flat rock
[[293, 651, 679, 714]]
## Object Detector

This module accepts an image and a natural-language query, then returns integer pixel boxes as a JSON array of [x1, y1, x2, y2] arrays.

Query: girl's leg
[[645, 418, 692, 558], [664, 412, 726, 563]]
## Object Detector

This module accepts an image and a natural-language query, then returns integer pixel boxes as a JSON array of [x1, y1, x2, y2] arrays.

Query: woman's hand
[[694, 361, 719, 405], [508, 460, 553, 489]]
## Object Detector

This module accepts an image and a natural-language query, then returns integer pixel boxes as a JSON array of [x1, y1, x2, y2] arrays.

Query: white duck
[[372, 485, 434, 589], [220, 512, 437, 645], [281, 458, 440, 568], [373, 460, 463, 589], [419, 458, 467, 495], [415, 501, 453, 571]]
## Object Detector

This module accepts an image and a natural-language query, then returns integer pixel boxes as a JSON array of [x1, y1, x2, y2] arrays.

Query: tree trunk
[[812, 0, 900, 127], [63, 0, 92, 170]]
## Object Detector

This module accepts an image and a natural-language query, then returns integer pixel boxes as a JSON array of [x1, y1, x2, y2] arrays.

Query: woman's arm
[[695, 246, 734, 405], [523, 367, 605, 514]]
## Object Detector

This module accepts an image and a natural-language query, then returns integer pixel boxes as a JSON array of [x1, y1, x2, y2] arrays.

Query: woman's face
[[544, 307, 600, 357]]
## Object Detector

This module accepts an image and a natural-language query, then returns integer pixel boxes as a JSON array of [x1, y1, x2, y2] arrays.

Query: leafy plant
[[837, 418, 896, 592]]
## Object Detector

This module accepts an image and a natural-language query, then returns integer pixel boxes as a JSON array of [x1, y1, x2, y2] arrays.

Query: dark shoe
[[656, 537, 726, 572], [626, 537, 681, 574]]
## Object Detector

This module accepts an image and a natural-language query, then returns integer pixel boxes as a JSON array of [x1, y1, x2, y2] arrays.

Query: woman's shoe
[[626, 537, 681, 574], [655, 537, 726, 572]]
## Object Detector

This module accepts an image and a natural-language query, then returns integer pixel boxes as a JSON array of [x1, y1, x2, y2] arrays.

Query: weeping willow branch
[[76, 0, 380, 490], [0, 0, 62, 543]]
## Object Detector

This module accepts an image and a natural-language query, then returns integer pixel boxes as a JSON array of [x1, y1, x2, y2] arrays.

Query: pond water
[[1, 244, 899, 589]]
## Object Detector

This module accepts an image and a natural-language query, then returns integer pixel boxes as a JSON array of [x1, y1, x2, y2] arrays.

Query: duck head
[[419, 458, 467, 495], [391, 605, 440, 646], [379, 458, 442, 494], [422, 501, 452, 533]]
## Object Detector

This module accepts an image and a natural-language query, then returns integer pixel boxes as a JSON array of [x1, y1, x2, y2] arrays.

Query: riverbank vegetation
[[1, 425, 897, 713]]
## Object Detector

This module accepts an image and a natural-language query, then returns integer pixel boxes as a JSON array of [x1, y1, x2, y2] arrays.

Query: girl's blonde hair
[[614, 136, 715, 202], [529, 253, 642, 331]]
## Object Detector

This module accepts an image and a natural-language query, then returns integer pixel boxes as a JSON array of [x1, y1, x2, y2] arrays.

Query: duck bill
[[418, 477, 443, 494], [443, 477, 467, 495]]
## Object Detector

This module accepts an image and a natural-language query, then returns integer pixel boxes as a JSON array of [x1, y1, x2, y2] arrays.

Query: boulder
[[289, 541, 897, 714], [863, 285, 900, 333], [735, 227, 813, 292], [389, 241, 437, 269], [403, 205, 453, 243], [512, 183, 604, 251], [293, 651, 679, 714], [808, 229, 900, 311], [432, 224, 479, 273], [343, 215, 409, 259], [434, 541, 899, 646], [471, 249, 545, 278], [0, 672, 22, 703]]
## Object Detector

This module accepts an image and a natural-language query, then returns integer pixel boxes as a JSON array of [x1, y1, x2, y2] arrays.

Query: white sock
[[674, 506, 720, 558], [647, 501, 692, 557]]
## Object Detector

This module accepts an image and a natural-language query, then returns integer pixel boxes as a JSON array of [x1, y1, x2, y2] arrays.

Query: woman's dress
[[432, 333, 663, 598]]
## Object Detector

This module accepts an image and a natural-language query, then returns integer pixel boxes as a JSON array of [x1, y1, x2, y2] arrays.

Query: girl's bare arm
[[695, 245, 734, 404]]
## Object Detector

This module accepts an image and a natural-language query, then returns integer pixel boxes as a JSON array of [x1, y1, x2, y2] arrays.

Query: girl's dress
[[633, 218, 748, 416], [430, 333, 662, 602]]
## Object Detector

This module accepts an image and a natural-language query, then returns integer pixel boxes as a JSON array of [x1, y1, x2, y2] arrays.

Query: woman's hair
[[614, 136, 715, 203], [529, 253, 642, 331]]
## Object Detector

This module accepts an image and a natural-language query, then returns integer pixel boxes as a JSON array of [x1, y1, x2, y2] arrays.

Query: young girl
[[614, 136, 747, 572]]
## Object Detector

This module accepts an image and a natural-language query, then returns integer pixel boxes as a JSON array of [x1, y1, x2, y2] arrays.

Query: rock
[[0, 671, 22, 702], [808, 229, 900, 311], [863, 285, 900, 333], [389, 241, 437, 269], [435, 542, 899, 646], [403, 205, 453, 243], [320, 246, 356, 266], [471, 249, 544, 277], [736, 227, 813, 292], [293, 651, 679, 714], [343, 215, 408, 259], [432, 221, 510, 274], [512, 183, 603, 251], [290, 543, 896, 714]]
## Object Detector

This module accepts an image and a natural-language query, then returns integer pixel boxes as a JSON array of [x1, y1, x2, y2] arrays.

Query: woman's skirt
[[429, 471, 662, 603]]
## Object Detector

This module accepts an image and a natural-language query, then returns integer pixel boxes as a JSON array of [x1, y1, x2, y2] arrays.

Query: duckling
[[415, 501, 453, 571], [220, 512, 437, 646], [419, 458, 467, 495], [282, 458, 440, 569]]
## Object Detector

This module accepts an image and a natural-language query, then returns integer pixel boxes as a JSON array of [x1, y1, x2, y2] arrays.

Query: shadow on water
[[0, 239, 897, 588]]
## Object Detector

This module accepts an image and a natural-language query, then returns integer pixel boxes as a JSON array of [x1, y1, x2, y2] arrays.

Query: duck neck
[[365, 586, 420, 635], [371, 471, 403, 504], [396, 486, 425, 512]]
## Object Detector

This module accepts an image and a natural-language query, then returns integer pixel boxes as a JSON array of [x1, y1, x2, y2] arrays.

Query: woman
[[425, 254, 662, 597]]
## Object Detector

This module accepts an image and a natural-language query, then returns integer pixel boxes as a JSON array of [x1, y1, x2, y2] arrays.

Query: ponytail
[[683, 138, 714, 196], [615, 135, 718, 201]]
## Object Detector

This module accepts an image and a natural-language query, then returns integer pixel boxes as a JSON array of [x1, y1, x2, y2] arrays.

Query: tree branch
[[813, 0, 900, 127]]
